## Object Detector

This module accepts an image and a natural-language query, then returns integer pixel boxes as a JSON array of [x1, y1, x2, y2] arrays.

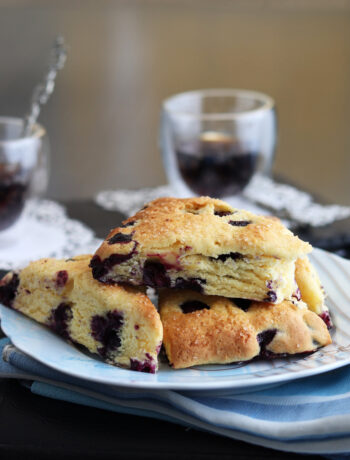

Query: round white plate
[[1, 248, 350, 391]]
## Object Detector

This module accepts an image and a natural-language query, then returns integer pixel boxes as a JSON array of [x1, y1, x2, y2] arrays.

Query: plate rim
[[0, 247, 349, 391], [0, 309, 346, 391]]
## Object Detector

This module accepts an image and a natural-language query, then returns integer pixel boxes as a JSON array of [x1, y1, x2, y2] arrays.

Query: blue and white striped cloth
[[1, 338, 350, 457]]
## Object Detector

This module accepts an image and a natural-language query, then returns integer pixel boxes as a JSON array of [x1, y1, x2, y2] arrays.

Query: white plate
[[1, 248, 350, 391]]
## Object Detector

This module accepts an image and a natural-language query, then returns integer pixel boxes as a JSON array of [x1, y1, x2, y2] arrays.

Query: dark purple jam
[[174, 277, 206, 292], [320, 311, 333, 330], [211, 252, 243, 263], [265, 290, 277, 303], [120, 221, 135, 228], [156, 342, 162, 355], [56, 270, 68, 288], [0, 163, 28, 231], [0, 273, 19, 307], [130, 354, 156, 374], [229, 349, 314, 365], [214, 210, 233, 217], [108, 232, 133, 245], [48, 303, 73, 340], [90, 255, 108, 280], [142, 261, 170, 288], [228, 220, 252, 227], [255, 350, 313, 361], [292, 287, 301, 301], [175, 137, 260, 197], [91, 310, 124, 358], [264, 280, 277, 303], [90, 242, 138, 280], [257, 329, 277, 357], [230, 298, 252, 311], [180, 300, 210, 314]]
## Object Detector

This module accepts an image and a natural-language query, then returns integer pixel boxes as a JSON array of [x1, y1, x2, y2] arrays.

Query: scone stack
[[91, 197, 331, 369], [0, 197, 332, 372]]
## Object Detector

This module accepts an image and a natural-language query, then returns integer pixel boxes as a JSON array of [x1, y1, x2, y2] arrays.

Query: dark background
[[0, 0, 349, 204]]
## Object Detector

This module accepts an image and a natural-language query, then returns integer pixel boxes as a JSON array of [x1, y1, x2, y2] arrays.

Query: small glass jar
[[0, 117, 50, 231], [160, 89, 276, 198]]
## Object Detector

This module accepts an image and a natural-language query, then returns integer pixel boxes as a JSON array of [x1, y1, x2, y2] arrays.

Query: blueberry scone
[[159, 289, 332, 369], [0, 255, 163, 373], [91, 197, 311, 303]]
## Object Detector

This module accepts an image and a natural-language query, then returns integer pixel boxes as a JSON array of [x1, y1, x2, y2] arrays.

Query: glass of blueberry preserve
[[160, 89, 276, 198], [0, 117, 49, 232]]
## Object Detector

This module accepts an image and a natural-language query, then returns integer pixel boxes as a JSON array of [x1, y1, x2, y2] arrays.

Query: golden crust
[[159, 289, 331, 369], [95, 197, 311, 260]]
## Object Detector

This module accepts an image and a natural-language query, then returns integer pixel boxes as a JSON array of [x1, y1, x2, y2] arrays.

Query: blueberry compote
[[230, 298, 252, 311], [90, 241, 138, 280], [0, 273, 19, 307], [143, 261, 170, 288], [48, 303, 73, 340], [174, 277, 206, 292], [120, 220, 135, 228], [211, 252, 243, 263], [56, 270, 68, 289], [257, 329, 277, 358], [265, 291, 277, 303], [292, 287, 301, 301], [228, 220, 251, 227], [91, 310, 124, 359], [0, 164, 28, 231], [180, 300, 210, 314], [130, 353, 157, 374], [175, 134, 260, 197], [108, 232, 133, 245], [320, 311, 333, 330], [214, 210, 233, 217], [265, 280, 277, 303]]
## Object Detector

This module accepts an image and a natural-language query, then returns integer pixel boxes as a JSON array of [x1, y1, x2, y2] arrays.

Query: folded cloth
[[1, 337, 350, 458]]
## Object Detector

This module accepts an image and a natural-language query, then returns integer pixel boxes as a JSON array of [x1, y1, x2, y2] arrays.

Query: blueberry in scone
[[0, 255, 163, 373], [91, 197, 311, 303], [159, 289, 331, 369]]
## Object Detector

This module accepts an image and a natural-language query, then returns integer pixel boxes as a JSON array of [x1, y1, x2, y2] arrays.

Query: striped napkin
[[1, 337, 350, 457]]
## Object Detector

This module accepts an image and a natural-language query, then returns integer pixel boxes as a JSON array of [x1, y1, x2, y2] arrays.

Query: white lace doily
[[95, 175, 350, 229], [0, 199, 102, 271], [244, 175, 350, 227], [95, 185, 270, 218]]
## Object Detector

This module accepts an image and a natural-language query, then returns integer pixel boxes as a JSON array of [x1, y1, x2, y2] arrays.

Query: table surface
[[1, 199, 349, 460]]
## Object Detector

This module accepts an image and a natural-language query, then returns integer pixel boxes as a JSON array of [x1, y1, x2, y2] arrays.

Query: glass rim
[[163, 88, 275, 120], [0, 116, 46, 146]]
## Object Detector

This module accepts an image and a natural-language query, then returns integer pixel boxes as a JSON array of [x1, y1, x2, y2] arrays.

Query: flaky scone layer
[[0, 256, 162, 373], [159, 289, 331, 369], [106, 253, 297, 302], [91, 197, 311, 302]]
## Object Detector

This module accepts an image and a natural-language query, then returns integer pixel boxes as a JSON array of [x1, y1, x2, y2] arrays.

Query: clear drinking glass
[[0, 117, 50, 232], [160, 89, 276, 198]]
